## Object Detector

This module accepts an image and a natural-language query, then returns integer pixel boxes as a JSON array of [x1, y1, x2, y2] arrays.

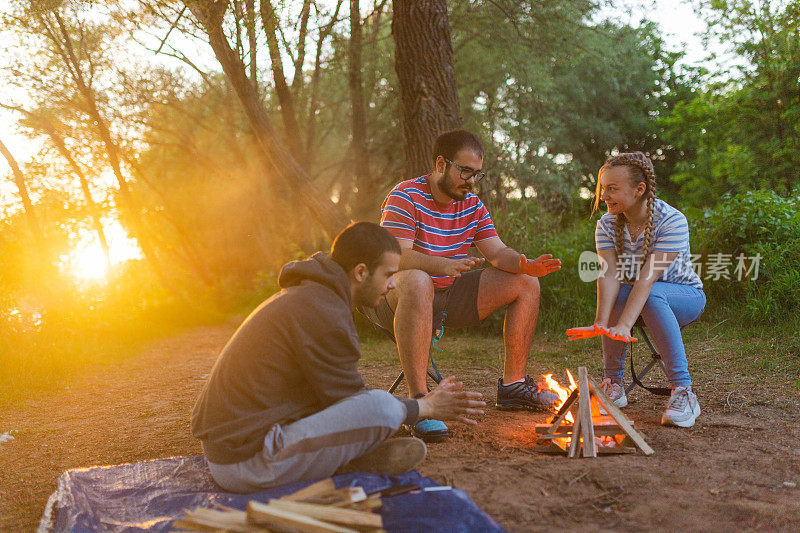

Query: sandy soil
[[1, 322, 799, 531]]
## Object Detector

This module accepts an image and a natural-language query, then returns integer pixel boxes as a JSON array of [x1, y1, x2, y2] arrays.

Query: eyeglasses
[[445, 158, 487, 183]]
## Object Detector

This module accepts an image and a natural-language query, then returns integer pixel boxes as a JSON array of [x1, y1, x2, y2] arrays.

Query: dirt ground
[[2, 322, 799, 532]]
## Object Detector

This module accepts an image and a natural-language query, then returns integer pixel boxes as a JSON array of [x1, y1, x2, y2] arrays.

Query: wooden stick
[[596, 446, 637, 455], [547, 388, 579, 433], [282, 478, 337, 501], [177, 507, 259, 532], [547, 389, 578, 433], [578, 367, 597, 458], [568, 408, 581, 458], [588, 377, 654, 456], [305, 487, 367, 507], [535, 415, 633, 432], [348, 494, 383, 512], [539, 426, 627, 439], [247, 501, 357, 533], [267, 500, 382, 528]]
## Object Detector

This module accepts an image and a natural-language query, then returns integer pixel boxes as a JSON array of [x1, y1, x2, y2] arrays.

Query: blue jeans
[[603, 282, 706, 388]]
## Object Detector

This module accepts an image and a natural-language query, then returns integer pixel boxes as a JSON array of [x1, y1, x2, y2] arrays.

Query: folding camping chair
[[621, 317, 695, 396], [357, 305, 444, 394]]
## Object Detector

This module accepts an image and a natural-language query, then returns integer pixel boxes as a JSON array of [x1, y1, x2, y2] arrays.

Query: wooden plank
[[178, 507, 262, 532], [535, 442, 567, 455], [588, 377, 655, 456], [282, 478, 337, 502], [348, 494, 383, 512], [305, 487, 367, 507], [539, 426, 626, 439], [536, 432, 571, 440], [568, 409, 581, 458], [535, 415, 633, 433], [547, 388, 578, 433], [596, 446, 637, 455], [267, 500, 382, 528], [247, 501, 357, 533], [578, 367, 597, 458], [549, 437, 569, 452]]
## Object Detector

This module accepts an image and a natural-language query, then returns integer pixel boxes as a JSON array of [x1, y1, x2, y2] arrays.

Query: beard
[[439, 173, 472, 201], [354, 280, 385, 309]]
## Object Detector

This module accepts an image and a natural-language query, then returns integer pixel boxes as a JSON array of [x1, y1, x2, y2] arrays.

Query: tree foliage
[[661, 0, 800, 206]]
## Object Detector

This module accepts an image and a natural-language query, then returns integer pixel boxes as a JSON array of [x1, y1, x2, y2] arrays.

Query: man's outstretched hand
[[416, 376, 486, 425], [566, 324, 637, 343], [519, 253, 562, 277]]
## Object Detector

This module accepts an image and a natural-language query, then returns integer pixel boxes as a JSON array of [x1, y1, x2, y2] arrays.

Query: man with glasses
[[375, 129, 562, 442]]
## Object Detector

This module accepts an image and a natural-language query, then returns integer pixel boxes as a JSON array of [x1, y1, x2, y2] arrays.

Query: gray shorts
[[373, 269, 484, 334]]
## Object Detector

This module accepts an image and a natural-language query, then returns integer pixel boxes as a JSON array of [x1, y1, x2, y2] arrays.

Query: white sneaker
[[599, 378, 627, 410], [661, 386, 701, 428]]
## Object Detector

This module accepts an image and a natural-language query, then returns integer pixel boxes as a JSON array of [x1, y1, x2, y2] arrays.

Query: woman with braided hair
[[574, 152, 706, 427]]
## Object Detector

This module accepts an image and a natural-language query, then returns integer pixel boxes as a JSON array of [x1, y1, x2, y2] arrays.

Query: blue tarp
[[38, 456, 505, 532]]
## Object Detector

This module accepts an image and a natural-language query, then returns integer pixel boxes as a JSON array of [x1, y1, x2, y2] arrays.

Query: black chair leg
[[625, 325, 671, 396], [388, 369, 443, 394], [388, 372, 405, 394]]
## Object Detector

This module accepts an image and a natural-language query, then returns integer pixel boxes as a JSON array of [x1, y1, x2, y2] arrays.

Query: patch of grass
[[359, 315, 799, 393]]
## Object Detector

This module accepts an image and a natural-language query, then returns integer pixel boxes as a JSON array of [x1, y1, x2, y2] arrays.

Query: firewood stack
[[535, 366, 655, 457], [173, 478, 385, 532]]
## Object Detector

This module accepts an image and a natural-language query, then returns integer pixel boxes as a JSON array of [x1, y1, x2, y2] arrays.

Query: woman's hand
[[416, 376, 486, 425], [601, 324, 637, 343]]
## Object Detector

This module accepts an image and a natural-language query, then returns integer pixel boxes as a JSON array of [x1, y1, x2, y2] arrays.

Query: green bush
[[689, 189, 800, 321]]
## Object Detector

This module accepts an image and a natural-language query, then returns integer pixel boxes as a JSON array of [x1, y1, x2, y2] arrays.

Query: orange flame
[[539, 371, 576, 423], [537, 369, 622, 450]]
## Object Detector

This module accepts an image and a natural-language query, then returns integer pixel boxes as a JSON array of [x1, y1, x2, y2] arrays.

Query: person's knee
[[363, 389, 406, 427], [644, 288, 669, 309], [519, 274, 540, 298], [395, 270, 434, 305]]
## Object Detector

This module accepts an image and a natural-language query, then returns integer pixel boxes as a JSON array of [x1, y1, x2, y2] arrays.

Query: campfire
[[534, 366, 654, 457]]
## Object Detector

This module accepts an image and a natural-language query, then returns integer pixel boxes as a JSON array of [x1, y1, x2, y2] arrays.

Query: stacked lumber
[[173, 478, 384, 532], [534, 366, 654, 457]]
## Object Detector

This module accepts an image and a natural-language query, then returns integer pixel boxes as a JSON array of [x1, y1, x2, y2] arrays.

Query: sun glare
[[64, 221, 143, 281]]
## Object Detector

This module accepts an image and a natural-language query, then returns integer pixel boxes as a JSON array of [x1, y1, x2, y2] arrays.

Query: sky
[[0, 0, 721, 173]]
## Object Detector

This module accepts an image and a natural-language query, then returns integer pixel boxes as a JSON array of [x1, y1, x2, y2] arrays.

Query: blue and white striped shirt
[[595, 199, 703, 289]]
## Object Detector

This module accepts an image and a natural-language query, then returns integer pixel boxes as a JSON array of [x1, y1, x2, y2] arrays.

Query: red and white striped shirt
[[380, 175, 498, 288]]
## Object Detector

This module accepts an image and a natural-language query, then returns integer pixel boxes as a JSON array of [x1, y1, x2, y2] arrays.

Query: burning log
[[534, 366, 654, 457]]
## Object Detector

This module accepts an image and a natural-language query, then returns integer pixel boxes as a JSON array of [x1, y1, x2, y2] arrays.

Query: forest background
[[0, 0, 798, 405]]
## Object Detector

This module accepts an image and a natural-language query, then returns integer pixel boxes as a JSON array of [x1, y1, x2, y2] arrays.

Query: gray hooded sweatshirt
[[191, 252, 417, 464]]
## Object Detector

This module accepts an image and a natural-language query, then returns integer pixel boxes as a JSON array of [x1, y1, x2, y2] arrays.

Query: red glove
[[565, 325, 637, 343], [565, 324, 604, 341]]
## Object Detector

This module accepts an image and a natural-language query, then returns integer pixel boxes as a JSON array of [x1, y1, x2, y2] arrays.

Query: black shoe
[[496, 376, 559, 412]]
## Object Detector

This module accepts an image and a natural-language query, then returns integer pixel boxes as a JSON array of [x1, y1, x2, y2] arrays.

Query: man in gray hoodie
[[192, 222, 485, 493]]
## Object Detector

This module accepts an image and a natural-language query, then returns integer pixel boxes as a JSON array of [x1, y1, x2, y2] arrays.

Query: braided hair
[[593, 152, 657, 281]]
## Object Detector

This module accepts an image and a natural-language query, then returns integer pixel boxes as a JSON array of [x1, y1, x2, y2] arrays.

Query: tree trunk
[[292, 0, 312, 94], [41, 122, 112, 270], [0, 138, 44, 242], [186, 0, 349, 239], [349, 0, 374, 218], [306, 0, 344, 166], [260, 0, 304, 161], [44, 11, 181, 295], [391, 0, 461, 177], [244, 0, 258, 94]]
